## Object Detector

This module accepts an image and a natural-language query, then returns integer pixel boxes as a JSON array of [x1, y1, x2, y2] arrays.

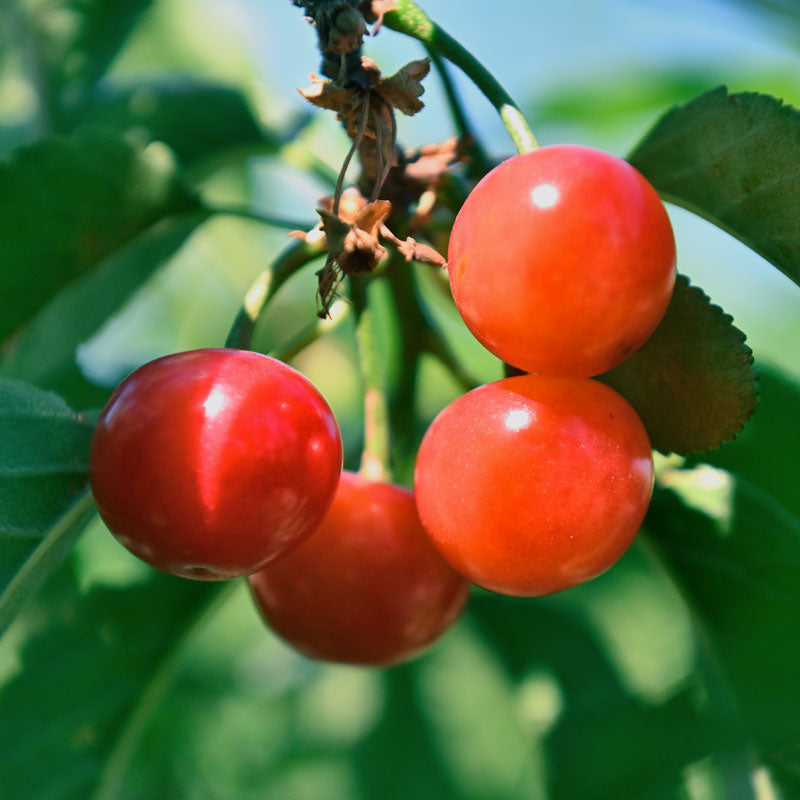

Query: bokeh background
[[1, 1, 799, 797]]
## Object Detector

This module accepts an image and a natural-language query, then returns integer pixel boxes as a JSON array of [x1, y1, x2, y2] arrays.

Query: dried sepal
[[377, 59, 430, 116], [380, 226, 446, 267], [314, 199, 393, 316]]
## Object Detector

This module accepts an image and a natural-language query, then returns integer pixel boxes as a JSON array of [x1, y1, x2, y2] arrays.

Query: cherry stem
[[383, 0, 539, 154], [424, 45, 491, 177], [225, 238, 326, 350], [350, 273, 393, 483]]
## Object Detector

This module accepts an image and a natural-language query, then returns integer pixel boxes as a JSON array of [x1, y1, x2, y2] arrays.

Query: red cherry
[[89, 348, 342, 579], [248, 471, 469, 666], [414, 375, 654, 597], [447, 144, 676, 377]]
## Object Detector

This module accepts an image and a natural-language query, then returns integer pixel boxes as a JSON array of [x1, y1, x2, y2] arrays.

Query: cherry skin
[[89, 348, 342, 580], [447, 144, 676, 377], [414, 375, 654, 597], [248, 471, 469, 666]]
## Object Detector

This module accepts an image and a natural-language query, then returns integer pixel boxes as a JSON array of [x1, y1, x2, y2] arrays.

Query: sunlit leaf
[[629, 86, 800, 287]]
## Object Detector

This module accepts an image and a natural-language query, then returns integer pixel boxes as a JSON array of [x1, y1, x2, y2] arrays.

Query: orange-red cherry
[[89, 348, 342, 580], [414, 375, 654, 597], [248, 471, 469, 665], [447, 145, 676, 377]]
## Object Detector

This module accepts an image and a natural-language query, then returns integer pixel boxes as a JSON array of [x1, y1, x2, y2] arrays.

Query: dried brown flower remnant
[[299, 57, 431, 137]]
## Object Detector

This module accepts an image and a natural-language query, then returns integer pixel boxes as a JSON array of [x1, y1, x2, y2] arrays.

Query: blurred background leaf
[[0, 565, 224, 799], [0, 128, 199, 340], [79, 76, 288, 168], [21, 0, 153, 130], [646, 478, 800, 795]]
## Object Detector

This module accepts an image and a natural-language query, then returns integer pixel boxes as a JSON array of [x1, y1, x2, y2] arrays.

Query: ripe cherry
[[248, 471, 469, 666], [89, 348, 342, 580], [447, 145, 676, 377], [414, 375, 654, 597]]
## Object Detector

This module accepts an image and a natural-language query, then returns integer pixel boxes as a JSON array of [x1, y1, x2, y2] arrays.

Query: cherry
[[248, 471, 469, 666], [89, 348, 342, 580], [414, 375, 654, 597], [447, 145, 676, 377]]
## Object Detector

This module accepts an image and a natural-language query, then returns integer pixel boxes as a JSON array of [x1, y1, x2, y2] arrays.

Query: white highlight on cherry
[[530, 183, 559, 209], [202, 386, 229, 420], [504, 408, 532, 431]]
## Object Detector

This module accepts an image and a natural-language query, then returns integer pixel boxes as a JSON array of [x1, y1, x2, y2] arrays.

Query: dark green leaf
[[629, 86, 800, 287], [0, 489, 94, 639], [0, 380, 94, 536], [469, 585, 743, 800], [599, 275, 758, 455], [80, 77, 284, 166], [352, 665, 463, 800], [0, 380, 96, 635], [0, 568, 227, 799], [0, 127, 200, 341], [27, 0, 152, 126], [647, 480, 800, 783], [0, 213, 208, 409], [687, 367, 800, 519]]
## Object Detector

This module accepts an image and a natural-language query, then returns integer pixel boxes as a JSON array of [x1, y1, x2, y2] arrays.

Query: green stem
[[225, 238, 326, 350], [350, 274, 393, 483], [204, 203, 314, 232], [424, 44, 491, 177], [269, 299, 351, 362], [384, 260, 427, 481], [384, 0, 538, 154]]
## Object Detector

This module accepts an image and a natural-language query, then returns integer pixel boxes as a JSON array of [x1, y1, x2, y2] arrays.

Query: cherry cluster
[[89, 144, 676, 667]]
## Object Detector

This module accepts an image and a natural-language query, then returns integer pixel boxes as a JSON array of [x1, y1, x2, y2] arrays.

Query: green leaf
[[352, 666, 463, 800], [0, 569, 227, 799], [647, 479, 800, 787], [629, 86, 800, 287], [0, 213, 207, 409], [0, 489, 94, 639], [687, 367, 800, 520], [0, 380, 96, 635], [0, 380, 94, 536], [469, 586, 742, 800], [80, 77, 284, 166], [0, 127, 200, 341], [26, 0, 152, 126], [599, 275, 758, 455]]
